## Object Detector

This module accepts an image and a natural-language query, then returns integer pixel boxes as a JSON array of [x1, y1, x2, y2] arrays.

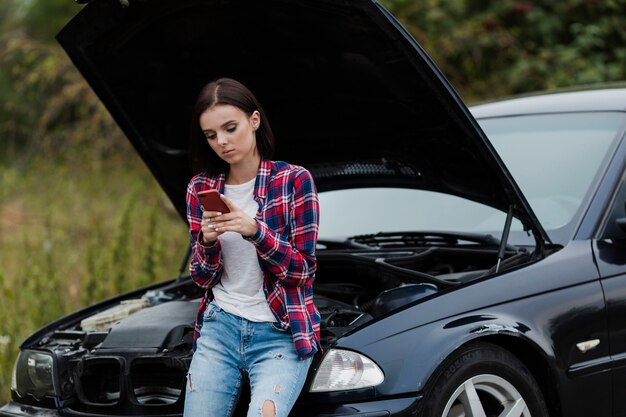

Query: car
[[3, 0, 626, 416]]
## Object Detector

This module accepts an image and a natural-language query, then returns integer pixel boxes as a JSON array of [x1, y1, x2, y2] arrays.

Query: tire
[[418, 342, 550, 417]]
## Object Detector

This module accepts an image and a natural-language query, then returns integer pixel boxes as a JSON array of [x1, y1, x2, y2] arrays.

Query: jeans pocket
[[270, 322, 291, 333], [203, 303, 219, 323]]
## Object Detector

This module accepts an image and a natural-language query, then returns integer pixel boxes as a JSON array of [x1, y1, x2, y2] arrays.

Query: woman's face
[[199, 104, 260, 168]]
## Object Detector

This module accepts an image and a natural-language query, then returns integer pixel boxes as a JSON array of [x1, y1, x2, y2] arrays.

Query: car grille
[[131, 359, 185, 406], [72, 355, 188, 415], [77, 358, 122, 405]]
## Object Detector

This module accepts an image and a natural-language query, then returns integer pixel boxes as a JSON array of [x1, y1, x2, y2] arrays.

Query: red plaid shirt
[[186, 159, 321, 359]]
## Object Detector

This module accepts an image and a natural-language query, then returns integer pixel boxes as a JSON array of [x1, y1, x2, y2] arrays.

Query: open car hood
[[57, 0, 550, 243]]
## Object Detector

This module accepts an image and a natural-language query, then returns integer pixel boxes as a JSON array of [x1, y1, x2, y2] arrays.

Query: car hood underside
[[56, 0, 548, 242]]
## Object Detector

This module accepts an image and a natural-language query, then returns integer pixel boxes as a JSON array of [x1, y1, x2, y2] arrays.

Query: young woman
[[183, 78, 320, 417]]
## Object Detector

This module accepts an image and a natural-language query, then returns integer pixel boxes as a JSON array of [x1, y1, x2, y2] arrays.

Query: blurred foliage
[[381, 0, 626, 101], [0, 154, 187, 404], [22, 0, 79, 41], [0, 0, 187, 403], [1, 0, 626, 405], [0, 35, 127, 167]]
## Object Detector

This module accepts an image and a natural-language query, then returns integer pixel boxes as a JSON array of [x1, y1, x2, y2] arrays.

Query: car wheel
[[419, 342, 549, 417]]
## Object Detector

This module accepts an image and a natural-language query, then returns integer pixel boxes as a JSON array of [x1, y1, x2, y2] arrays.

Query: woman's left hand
[[209, 195, 259, 238]]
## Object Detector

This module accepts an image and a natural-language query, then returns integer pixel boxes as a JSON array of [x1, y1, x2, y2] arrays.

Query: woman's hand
[[200, 209, 222, 245], [200, 195, 258, 242]]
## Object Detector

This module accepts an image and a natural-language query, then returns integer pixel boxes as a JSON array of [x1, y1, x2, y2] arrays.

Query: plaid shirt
[[186, 159, 321, 359]]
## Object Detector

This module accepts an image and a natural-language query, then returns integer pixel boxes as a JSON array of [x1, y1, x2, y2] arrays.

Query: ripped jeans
[[183, 302, 312, 417]]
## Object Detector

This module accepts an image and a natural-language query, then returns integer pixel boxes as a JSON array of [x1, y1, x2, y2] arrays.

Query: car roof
[[470, 87, 626, 118]]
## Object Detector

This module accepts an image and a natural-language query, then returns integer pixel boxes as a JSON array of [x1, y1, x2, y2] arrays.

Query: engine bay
[[19, 237, 533, 413]]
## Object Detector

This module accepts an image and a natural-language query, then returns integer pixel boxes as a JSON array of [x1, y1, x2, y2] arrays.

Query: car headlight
[[12, 350, 56, 398], [310, 349, 384, 392]]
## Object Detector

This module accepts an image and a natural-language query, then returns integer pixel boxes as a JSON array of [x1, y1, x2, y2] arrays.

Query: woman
[[184, 78, 320, 417]]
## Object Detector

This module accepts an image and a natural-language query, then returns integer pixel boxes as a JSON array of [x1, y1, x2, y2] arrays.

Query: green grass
[[0, 144, 189, 404]]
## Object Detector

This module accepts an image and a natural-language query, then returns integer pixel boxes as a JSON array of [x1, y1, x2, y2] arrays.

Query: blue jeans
[[183, 302, 313, 417]]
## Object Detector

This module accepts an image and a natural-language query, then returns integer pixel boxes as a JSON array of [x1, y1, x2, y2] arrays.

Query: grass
[[0, 143, 189, 404]]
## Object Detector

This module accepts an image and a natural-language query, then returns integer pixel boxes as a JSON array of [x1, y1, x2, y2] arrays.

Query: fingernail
[[216, 212, 222, 216]]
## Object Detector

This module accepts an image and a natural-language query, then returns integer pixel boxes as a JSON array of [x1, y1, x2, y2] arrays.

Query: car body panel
[[334, 241, 608, 396], [1, 397, 420, 417], [471, 88, 626, 118], [596, 238, 626, 417]]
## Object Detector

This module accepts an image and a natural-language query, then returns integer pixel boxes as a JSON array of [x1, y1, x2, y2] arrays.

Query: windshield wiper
[[348, 231, 517, 251]]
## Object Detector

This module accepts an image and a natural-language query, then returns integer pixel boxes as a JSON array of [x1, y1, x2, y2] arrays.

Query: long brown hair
[[190, 78, 276, 175]]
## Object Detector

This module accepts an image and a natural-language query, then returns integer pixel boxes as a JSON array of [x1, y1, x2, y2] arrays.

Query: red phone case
[[197, 190, 230, 213]]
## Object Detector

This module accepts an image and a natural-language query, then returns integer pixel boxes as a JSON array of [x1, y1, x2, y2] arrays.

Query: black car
[[3, 0, 626, 416]]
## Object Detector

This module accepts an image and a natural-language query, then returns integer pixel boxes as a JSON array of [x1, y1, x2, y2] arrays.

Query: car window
[[318, 188, 525, 241], [318, 112, 624, 245], [480, 112, 624, 243]]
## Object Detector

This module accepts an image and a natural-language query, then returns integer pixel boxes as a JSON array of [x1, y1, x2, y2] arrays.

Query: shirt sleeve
[[186, 179, 223, 288], [248, 168, 319, 287]]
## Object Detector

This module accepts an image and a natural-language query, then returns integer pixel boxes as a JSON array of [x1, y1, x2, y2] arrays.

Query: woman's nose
[[216, 134, 228, 145]]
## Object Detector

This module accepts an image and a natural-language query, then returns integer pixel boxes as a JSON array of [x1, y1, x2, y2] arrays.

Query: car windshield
[[318, 112, 625, 246]]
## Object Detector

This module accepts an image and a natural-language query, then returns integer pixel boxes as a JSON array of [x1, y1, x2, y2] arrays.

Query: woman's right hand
[[200, 210, 224, 245]]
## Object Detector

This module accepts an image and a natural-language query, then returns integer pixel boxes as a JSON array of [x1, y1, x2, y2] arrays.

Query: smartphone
[[197, 190, 230, 213]]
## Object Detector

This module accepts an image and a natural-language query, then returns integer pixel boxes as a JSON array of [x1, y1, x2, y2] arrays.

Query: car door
[[594, 153, 626, 416]]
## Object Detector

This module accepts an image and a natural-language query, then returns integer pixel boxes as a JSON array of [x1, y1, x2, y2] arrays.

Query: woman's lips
[[222, 149, 235, 156]]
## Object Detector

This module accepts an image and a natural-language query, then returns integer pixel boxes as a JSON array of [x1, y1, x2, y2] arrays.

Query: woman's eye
[[226, 126, 237, 133], [205, 134, 216, 141]]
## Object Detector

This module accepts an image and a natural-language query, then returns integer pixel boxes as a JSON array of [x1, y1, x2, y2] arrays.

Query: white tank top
[[212, 177, 275, 322]]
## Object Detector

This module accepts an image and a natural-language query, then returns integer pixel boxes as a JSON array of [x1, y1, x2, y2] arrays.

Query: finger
[[212, 217, 238, 228], [203, 222, 224, 236], [208, 221, 223, 232], [201, 228, 218, 241], [202, 216, 216, 231], [203, 217, 229, 233], [201, 224, 212, 235], [202, 210, 224, 219], [219, 195, 238, 212]]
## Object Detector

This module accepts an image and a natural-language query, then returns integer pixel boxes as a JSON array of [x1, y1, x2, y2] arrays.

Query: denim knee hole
[[261, 400, 276, 417]]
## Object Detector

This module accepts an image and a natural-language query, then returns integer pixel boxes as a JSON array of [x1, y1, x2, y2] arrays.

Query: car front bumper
[[1, 396, 420, 417]]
